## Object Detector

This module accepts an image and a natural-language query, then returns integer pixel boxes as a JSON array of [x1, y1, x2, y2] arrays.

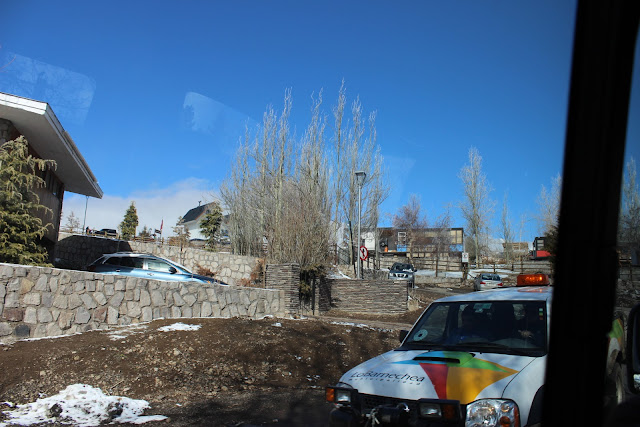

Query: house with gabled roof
[[179, 201, 228, 241]]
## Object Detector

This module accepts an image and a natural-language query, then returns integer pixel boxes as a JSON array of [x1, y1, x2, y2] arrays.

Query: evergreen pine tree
[[119, 202, 139, 240], [200, 202, 223, 249], [0, 136, 56, 265]]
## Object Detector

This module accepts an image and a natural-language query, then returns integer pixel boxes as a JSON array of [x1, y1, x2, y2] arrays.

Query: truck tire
[[604, 363, 625, 416], [527, 385, 544, 427], [613, 363, 625, 405]]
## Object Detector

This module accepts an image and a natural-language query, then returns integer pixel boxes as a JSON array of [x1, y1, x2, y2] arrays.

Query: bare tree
[[501, 193, 515, 263], [459, 147, 494, 265], [330, 82, 389, 266], [221, 131, 262, 256], [432, 207, 453, 277], [221, 90, 294, 262], [221, 84, 388, 272], [286, 90, 332, 266], [536, 174, 562, 236], [172, 216, 190, 246], [393, 194, 428, 264], [64, 211, 81, 233], [619, 157, 640, 255]]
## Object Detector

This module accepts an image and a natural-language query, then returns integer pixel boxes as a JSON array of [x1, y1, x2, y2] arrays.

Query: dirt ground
[[0, 288, 452, 427], [0, 283, 636, 426]]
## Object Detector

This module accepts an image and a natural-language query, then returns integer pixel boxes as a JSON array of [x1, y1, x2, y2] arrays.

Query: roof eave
[[0, 93, 103, 198]]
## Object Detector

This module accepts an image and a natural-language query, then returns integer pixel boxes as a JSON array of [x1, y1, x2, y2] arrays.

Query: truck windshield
[[404, 301, 547, 356]]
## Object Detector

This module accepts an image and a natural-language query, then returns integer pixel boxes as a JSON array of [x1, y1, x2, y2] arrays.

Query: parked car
[[86, 252, 226, 285], [388, 262, 416, 286], [473, 273, 503, 291]]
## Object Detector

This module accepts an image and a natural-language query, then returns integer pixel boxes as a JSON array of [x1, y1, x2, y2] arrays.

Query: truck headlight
[[466, 399, 519, 427], [326, 386, 355, 405]]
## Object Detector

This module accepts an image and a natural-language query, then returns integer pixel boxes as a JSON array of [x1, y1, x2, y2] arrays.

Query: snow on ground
[[414, 267, 514, 280], [0, 384, 166, 426], [329, 321, 391, 332], [106, 324, 149, 341], [157, 322, 201, 332], [1, 322, 210, 426], [327, 270, 351, 279]]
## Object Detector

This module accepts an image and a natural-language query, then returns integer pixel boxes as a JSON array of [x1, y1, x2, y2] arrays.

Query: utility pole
[[355, 170, 366, 279], [82, 196, 88, 234]]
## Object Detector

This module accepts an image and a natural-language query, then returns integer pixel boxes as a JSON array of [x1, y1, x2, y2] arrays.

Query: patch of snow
[[21, 333, 82, 342], [105, 324, 149, 341], [327, 271, 351, 279], [0, 384, 166, 426], [331, 321, 369, 328], [272, 322, 282, 327], [157, 323, 201, 332]]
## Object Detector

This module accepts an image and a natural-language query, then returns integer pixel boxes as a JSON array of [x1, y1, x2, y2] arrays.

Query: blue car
[[87, 252, 226, 285]]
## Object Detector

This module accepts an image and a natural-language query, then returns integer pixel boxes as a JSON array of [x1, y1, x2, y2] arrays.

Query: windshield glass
[[405, 300, 547, 356]]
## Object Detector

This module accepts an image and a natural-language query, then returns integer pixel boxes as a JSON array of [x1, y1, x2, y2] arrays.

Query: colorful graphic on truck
[[396, 351, 518, 403]]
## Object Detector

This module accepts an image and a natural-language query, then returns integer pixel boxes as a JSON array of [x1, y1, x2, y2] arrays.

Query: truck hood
[[339, 349, 537, 404]]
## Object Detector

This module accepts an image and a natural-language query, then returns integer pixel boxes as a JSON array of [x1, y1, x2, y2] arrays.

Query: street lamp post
[[355, 170, 366, 279], [82, 196, 88, 234]]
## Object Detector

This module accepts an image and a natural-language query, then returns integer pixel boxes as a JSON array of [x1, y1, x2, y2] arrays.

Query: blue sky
[[2, 1, 639, 241]]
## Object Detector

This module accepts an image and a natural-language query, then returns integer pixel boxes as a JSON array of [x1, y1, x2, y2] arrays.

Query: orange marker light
[[516, 273, 549, 286], [326, 387, 335, 402]]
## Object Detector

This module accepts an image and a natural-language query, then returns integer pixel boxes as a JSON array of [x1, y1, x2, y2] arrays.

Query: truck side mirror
[[627, 303, 640, 393]]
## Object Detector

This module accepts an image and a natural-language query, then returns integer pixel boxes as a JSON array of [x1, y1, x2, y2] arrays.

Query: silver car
[[388, 262, 416, 286], [87, 252, 227, 285], [473, 273, 504, 291]]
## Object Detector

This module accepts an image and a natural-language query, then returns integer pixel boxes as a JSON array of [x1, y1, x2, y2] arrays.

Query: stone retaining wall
[[54, 233, 259, 286], [266, 264, 300, 315], [0, 263, 285, 343]]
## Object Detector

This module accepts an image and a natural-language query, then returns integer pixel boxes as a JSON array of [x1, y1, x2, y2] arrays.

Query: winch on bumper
[[327, 385, 520, 427]]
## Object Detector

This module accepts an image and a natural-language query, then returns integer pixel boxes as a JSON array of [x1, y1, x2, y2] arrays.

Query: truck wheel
[[605, 363, 625, 415], [612, 364, 625, 405]]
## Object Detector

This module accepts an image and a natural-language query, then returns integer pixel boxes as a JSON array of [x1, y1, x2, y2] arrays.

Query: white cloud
[[61, 178, 219, 236]]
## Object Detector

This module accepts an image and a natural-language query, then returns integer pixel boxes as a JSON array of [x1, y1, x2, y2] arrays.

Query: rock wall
[[0, 263, 285, 343], [266, 264, 300, 314], [319, 279, 408, 314], [54, 233, 259, 286]]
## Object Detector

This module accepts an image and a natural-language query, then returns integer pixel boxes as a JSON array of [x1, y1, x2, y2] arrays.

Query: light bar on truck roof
[[516, 273, 550, 286]]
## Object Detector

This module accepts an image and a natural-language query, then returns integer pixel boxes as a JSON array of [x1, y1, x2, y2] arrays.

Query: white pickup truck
[[327, 274, 625, 427]]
